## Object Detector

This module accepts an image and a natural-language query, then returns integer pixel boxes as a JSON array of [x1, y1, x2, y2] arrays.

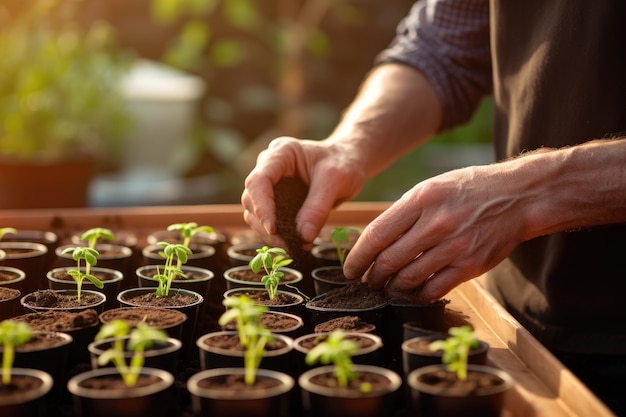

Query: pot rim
[[0, 242, 48, 259], [293, 332, 383, 357], [196, 330, 294, 358], [136, 264, 215, 283], [0, 368, 54, 405], [20, 289, 107, 312], [56, 243, 133, 260], [142, 243, 216, 260], [47, 266, 124, 284], [0, 266, 27, 285], [223, 265, 303, 286], [402, 334, 490, 358], [89, 336, 183, 359], [223, 287, 304, 307], [98, 307, 188, 329], [117, 287, 204, 308], [406, 364, 514, 397], [298, 364, 402, 398], [67, 367, 174, 399], [12, 330, 73, 352], [187, 367, 295, 400]]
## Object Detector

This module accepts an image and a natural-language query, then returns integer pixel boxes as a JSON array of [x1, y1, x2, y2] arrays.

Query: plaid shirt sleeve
[[376, 0, 492, 131]]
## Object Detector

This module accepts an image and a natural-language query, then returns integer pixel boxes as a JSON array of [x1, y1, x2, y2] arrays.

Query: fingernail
[[262, 220, 273, 235], [300, 222, 317, 243]]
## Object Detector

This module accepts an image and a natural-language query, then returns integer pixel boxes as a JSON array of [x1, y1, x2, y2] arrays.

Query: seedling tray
[[0, 202, 615, 417]]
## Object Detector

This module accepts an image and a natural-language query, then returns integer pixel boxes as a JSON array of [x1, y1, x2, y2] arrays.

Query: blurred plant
[[429, 325, 480, 381], [0, 0, 133, 162], [0, 320, 32, 385]]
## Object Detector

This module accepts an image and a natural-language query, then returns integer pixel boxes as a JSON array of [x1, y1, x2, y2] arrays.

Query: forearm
[[512, 139, 626, 240], [325, 62, 443, 179]]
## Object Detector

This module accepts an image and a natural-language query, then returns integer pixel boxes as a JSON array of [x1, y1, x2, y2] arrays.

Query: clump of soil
[[13, 309, 100, 332], [307, 281, 387, 310], [273, 177, 308, 265], [21, 289, 104, 309], [314, 315, 376, 333]]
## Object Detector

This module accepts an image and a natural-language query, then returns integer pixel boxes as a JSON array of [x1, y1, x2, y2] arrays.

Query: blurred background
[[0, 0, 493, 209]]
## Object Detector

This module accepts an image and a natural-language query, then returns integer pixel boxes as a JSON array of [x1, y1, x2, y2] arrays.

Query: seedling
[[305, 329, 372, 391], [0, 228, 17, 240], [249, 246, 293, 300], [79, 227, 115, 249], [95, 319, 168, 387], [60, 246, 104, 301], [0, 320, 32, 384], [330, 227, 359, 267], [429, 325, 480, 381], [167, 222, 214, 250], [218, 295, 274, 385], [152, 242, 192, 297]]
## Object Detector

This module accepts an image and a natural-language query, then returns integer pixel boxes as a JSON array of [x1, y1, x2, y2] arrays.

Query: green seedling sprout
[[249, 246, 293, 300], [165, 222, 214, 270], [428, 325, 480, 381], [0, 228, 17, 240], [60, 246, 104, 301], [0, 320, 32, 384], [152, 242, 192, 297], [305, 329, 371, 391], [330, 227, 359, 267], [95, 319, 168, 387], [218, 295, 273, 385], [80, 227, 115, 249]]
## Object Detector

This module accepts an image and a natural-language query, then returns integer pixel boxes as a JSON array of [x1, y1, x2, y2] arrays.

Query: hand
[[241, 136, 366, 247], [343, 164, 528, 304]]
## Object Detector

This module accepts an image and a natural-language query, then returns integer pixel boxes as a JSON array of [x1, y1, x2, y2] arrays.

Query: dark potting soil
[[230, 289, 300, 307], [297, 333, 377, 350], [308, 369, 392, 391], [77, 374, 162, 390], [223, 311, 301, 332], [0, 268, 21, 283], [50, 269, 119, 282], [416, 368, 505, 396], [140, 267, 210, 281], [273, 177, 308, 265], [99, 307, 187, 329], [197, 373, 282, 392], [16, 331, 68, 351], [0, 286, 20, 300], [227, 267, 299, 283], [0, 375, 44, 397], [13, 309, 100, 332], [202, 333, 289, 352], [313, 315, 376, 333], [21, 289, 103, 309], [313, 266, 348, 283], [307, 281, 387, 310], [121, 291, 200, 308]]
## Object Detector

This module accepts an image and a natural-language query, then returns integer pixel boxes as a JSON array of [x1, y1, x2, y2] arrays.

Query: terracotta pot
[[401, 334, 489, 379], [0, 266, 26, 292], [298, 364, 402, 417], [196, 330, 295, 375], [67, 367, 175, 417], [187, 367, 294, 417], [99, 307, 188, 340], [47, 266, 123, 311], [0, 242, 48, 294], [223, 265, 303, 291], [89, 336, 183, 375], [0, 368, 54, 417], [406, 364, 514, 417]]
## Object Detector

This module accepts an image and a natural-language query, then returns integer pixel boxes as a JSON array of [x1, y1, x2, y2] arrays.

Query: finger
[[242, 208, 287, 248], [343, 197, 421, 280], [297, 178, 349, 244], [405, 266, 473, 305], [242, 174, 278, 236]]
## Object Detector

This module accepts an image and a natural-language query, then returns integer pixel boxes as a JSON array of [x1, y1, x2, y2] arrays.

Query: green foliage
[[96, 319, 168, 387], [0, 320, 33, 385], [0, 228, 17, 240], [0, 0, 133, 162], [218, 295, 273, 385], [166, 222, 214, 250], [152, 242, 192, 297], [60, 246, 104, 302], [249, 246, 293, 300], [330, 227, 359, 268], [79, 227, 115, 249], [429, 325, 480, 381], [305, 329, 359, 389]]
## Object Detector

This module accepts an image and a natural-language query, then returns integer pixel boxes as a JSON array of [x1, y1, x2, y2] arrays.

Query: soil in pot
[[118, 289, 201, 309], [0, 266, 26, 291], [311, 265, 349, 295], [0, 368, 54, 417], [221, 311, 304, 339], [21, 289, 106, 313], [223, 266, 302, 290], [47, 267, 123, 311], [307, 281, 387, 310], [223, 288, 305, 317], [294, 332, 383, 372], [313, 315, 376, 334], [99, 307, 188, 340]]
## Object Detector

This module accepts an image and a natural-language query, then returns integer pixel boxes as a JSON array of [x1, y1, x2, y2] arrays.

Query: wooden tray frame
[[0, 202, 615, 417]]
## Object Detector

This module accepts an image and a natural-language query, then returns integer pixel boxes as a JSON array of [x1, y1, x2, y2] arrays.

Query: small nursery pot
[[142, 243, 217, 270], [223, 265, 303, 291], [402, 334, 489, 378], [225, 242, 264, 266], [0, 287, 21, 320], [310, 265, 349, 296], [99, 307, 188, 340], [89, 336, 183, 375], [187, 367, 295, 417], [406, 364, 514, 417], [136, 264, 215, 302], [223, 287, 305, 317], [0, 266, 26, 291], [0, 242, 49, 294], [20, 289, 107, 314], [298, 364, 402, 417], [47, 266, 123, 311], [55, 243, 133, 279], [67, 367, 175, 417], [0, 368, 54, 417], [196, 330, 295, 375], [221, 310, 305, 340], [9, 331, 73, 386]]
